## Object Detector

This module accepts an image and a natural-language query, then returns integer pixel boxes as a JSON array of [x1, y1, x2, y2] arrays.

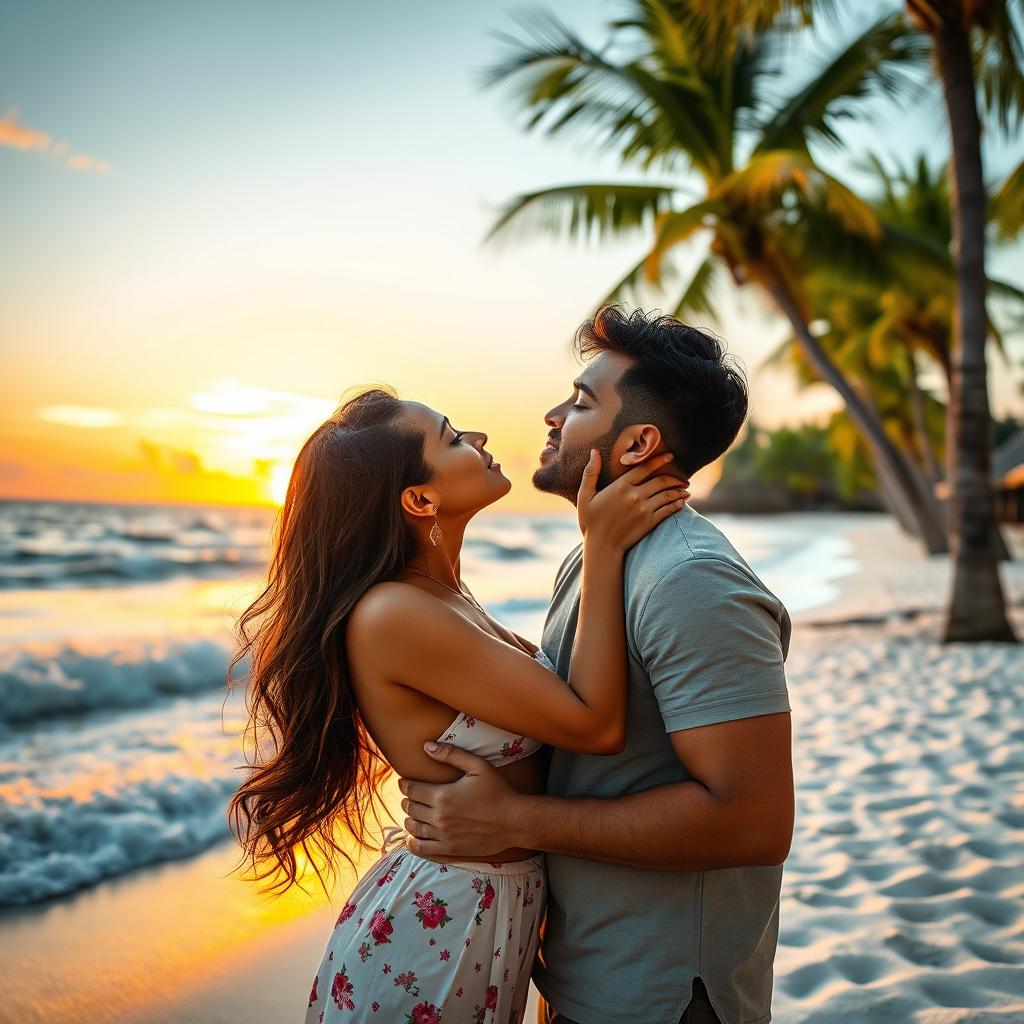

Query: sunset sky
[[2, 0, 1022, 512]]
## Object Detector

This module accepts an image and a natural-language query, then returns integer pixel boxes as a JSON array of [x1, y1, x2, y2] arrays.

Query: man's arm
[[401, 709, 792, 869], [511, 711, 792, 868]]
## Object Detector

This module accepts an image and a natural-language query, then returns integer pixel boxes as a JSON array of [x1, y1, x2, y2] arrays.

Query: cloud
[[65, 153, 112, 174], [133, 382, 335, 485], [0, 110, 50, 152], [137, 439, 203, 475], [37, 405, 124, 428], [0, 108, 113, 174], [188, 379, 335, 420]]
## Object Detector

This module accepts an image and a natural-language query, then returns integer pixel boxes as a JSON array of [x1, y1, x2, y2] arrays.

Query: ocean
[[0, 499, 862, 909]]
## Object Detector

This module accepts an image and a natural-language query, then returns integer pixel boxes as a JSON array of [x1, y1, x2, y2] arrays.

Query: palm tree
[[772, 152, 1024, 514], [482, 3, 950, 553], [902, 0, 1021, 639]]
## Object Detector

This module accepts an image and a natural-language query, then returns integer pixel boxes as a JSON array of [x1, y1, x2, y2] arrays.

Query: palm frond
[[670, 254, 722, 323], [482, 182, 679, 247], [991, 157, 1024, 240], [988, 276, 1024, 357], [988, 316, 1008, 356], [878, 222, 952, 277], [854, 150, 902, 210], [989, 273, 1024, 303], [729, 25, 790, 137], [755, 9, 928, 153], [672, 0, 831, 64], [610, 0, 699, 70], [644, 198, 721, 281], [973, 0, 1024, 135], [596, 246, 684, 307], [715, 151, 881, 238], [483, 9, 724, 175]]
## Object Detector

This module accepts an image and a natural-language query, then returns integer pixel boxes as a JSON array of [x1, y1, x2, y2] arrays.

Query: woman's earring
[[429, 507, 443, 547]]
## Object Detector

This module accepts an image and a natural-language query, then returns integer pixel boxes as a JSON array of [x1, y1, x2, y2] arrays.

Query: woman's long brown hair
[[225, 387, 430, 898]]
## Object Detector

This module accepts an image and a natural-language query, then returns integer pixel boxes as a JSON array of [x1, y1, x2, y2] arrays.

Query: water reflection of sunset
[[0, 806, 399, 1024]]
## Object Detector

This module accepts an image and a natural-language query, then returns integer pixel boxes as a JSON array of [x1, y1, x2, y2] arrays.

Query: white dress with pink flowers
[[302, 650, 554, 1024]]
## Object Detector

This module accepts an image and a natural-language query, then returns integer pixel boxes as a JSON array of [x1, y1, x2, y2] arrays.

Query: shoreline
[[791, 517, 1023, 626]]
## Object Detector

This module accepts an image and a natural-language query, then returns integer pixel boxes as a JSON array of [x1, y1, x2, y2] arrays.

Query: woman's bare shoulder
[[349, 580, 421, 637], [346, 582, 419, 679], [347, 580, 466, 654], [351, 578, 414, 614]]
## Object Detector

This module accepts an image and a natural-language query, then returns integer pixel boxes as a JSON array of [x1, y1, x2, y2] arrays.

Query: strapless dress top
[[434, 647, 556, 767]]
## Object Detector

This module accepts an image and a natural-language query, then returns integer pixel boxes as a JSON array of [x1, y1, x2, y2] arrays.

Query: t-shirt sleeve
[[551, 541, 583, 594], [635, 557, 791, 733]]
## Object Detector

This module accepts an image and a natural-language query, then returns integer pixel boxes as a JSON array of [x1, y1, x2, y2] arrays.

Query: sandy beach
[[773, 524, 1024, 1022], [2, 512, 1022, 1023]]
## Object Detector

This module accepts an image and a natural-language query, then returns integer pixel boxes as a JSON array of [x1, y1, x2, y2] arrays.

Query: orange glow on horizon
[[0, 375, 728, 512]]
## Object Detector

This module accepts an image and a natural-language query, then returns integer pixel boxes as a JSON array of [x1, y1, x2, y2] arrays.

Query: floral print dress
[[303, 649, 555, 1024]]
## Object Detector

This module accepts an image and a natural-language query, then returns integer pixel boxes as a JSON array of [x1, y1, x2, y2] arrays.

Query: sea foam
[[0, 636, 237, 726], [0, 690, 248, 906]]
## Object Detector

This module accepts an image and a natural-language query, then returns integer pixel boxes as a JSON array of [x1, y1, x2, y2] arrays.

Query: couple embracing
[[229, 306, 795, 1024]]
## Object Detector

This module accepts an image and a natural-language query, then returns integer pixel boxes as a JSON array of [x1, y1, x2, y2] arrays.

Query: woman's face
[[400, 401, 511, 516]]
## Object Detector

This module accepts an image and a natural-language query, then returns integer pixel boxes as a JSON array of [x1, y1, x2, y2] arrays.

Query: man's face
[[532, 350, 634, 503]]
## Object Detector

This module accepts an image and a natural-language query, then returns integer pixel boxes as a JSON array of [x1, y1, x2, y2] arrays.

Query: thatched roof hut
[[994, 429, 1024, 484], [994, 429, 1024, 523]]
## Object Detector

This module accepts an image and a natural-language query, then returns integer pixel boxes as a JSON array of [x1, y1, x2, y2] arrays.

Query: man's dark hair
[[574, 306, 749, 476]]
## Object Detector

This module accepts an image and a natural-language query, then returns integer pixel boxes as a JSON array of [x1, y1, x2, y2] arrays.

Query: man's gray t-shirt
[[533, 505, 792, 1024]]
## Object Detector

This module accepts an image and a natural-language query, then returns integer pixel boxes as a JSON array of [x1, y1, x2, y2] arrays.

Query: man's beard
[[532, 426, 619, 504]]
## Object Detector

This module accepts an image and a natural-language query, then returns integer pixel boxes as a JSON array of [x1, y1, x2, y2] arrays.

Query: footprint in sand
[[963, 939, 1024, 964], [963, 837, 1007, 859], [915, 843, 963, 871], [778, 962, 833, 999], [959, 894, 1019, 926], [853, 860, 904, 882], [819, 818, 858, 836], [879, 870, 963, 899], [829, 953, 890, 985], [777, 927, 816, 948], [917, 973, 998, 1009], [957, 862, 1022, 894], [864, 794, 927, 812], [882, 929, 955, 967], [890, 899, 947, 923]]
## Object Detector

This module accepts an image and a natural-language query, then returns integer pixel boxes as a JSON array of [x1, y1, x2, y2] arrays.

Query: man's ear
[[400, 485, 440, 519], [618, 424, 664, 467]]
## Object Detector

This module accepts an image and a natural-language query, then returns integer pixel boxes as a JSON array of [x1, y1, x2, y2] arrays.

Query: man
[[399, 306, 795, 1024]]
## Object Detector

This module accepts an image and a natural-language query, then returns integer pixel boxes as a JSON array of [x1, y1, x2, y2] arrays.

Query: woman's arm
[[508, 630, 540, 656], [350, 452, 687, 755]]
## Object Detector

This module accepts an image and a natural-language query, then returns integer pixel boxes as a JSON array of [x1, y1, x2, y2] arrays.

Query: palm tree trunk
[[876, 464, 927, 535], [858, 374, 941, 536], [760, 269, 950, 554], [931, 14, 1017, 642], [905, 349, 943, 482]]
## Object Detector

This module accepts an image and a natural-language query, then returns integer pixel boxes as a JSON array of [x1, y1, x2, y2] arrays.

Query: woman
[[226, 387, 689, 1023]]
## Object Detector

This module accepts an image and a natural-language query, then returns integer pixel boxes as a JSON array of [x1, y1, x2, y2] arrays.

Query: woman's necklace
[[404, 566, 537, 658], [404, 565, 489, 616]]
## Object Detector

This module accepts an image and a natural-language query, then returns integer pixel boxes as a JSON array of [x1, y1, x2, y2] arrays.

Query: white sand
[[770, 523, 1024, 1023], [2, 516, 1022, 1023], [777, 633, 1023, 1018]]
